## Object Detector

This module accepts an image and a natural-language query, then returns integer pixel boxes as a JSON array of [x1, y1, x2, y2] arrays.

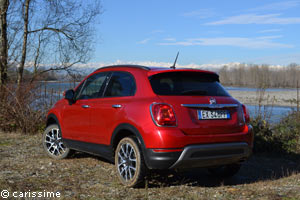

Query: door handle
[[82, 105, 90, 108], [112, 104, 122, 108]]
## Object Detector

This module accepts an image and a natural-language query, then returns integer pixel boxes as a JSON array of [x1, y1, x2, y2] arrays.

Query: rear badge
[[209, 97, 216, 105]]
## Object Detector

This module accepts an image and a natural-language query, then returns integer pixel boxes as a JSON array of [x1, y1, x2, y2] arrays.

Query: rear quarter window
[[104, 71, 136, 97], [149, 72, 230, 97]]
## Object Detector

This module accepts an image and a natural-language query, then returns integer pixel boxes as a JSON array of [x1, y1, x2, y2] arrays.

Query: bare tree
[[217, 63, 300, 88], [219, 65, 230, 85], [1, 0, 101, 86], [0, 0, 9, 87], [17, 0, 30, 85]]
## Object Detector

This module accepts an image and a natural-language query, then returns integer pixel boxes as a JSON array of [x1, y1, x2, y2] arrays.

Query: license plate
[[197, 110, 230, 120]]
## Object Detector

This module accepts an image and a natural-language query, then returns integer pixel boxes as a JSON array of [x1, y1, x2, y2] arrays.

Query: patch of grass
[[0, 141, 12, 146]]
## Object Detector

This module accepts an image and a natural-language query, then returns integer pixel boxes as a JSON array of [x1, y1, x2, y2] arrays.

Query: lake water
[[224, 87, 296, 123], [41, 82, 295, 124], [40, 81, 78, 92], [246, 105, 293, 124]]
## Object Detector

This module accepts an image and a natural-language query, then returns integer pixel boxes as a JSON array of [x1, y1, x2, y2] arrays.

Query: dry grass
[[0, 83, 52, 134], [1, 132, 300, 200]]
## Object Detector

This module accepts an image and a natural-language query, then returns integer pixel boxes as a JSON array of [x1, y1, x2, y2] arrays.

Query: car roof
[[94, 64, 218, 76]]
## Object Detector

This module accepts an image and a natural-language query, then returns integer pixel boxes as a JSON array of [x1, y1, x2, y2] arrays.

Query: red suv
[[43, 65, 253, 187]]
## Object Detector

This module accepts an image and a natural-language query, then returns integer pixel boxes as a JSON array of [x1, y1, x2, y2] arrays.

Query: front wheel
[[42, 124, 73, 159], [115, 137, 147, 187]]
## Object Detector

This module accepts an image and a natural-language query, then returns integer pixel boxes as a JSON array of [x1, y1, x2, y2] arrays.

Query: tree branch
[[28, 27, 73, 40]]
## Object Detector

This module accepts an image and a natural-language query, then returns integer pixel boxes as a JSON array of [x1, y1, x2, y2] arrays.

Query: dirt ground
[[1, 132, 300, 200]]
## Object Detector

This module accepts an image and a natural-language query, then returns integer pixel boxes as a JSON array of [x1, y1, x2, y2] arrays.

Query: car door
[[89, 71, 136, 145], [62, 72, 110, 142]]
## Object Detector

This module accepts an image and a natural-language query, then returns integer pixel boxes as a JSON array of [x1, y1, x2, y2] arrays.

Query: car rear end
[[144, 69, 253, 169]]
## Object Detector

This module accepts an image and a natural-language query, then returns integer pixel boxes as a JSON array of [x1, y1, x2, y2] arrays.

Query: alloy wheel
[[44, 126, 66, 156], [117, 142, 137, 181]]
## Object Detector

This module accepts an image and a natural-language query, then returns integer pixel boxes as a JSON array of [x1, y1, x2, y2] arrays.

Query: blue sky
[[92, 0, 300, 66]]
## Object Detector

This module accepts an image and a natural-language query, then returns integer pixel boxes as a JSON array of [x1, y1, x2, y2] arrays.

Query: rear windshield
[[149, 72, 230, 97]]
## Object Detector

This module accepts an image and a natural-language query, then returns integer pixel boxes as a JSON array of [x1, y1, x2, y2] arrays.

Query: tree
[[219, 65, 230, 85], [1, 0, 102, 86], [17, 0, 29, 85], [0, 0, 9, 87]]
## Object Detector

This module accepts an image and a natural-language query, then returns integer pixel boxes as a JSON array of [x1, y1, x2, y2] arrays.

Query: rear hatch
[[149, 71, 245, 135]]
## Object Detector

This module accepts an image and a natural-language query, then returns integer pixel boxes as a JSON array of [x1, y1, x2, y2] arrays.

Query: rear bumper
[[145, 142, 252, 169], [169, 142, 251, 169]]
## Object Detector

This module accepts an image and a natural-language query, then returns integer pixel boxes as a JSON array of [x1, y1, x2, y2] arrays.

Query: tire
[[42, 124, 73, 159], [115, 137, 147, 188], [208, 163, 241, 178]]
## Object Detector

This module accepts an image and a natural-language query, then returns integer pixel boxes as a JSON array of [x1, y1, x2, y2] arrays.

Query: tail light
[[242, 104, 250, 123], [150, 103, 177, 126]]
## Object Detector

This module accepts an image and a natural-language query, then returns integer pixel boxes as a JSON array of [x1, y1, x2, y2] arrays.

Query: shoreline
[[229, 90, 299, 107]]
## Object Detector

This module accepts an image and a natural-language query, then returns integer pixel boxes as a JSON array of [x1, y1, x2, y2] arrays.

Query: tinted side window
[[149, 72, 230, 97], [104, 72, 136, 97], [77, 72, 108, 99]]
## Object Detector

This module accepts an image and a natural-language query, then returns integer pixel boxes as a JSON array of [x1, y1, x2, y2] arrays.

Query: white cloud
[[256, 35, 282, 40], [249, 0, 300, 12], [254, 53, 300, 65], [205, 13, 300, 25], [137, 38, 151, 44], [158, 36, 293, 49], [182, 9, 215, 19], [258, 29, 282, 33], [163, 37, 176, 41]]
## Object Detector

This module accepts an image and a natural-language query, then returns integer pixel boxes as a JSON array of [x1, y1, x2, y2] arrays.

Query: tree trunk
[[0, 0, 9, 87], [17, 0, 30, 86]]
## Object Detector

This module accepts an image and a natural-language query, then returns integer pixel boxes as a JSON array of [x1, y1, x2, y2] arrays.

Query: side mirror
[[64, 89, 75, 105]]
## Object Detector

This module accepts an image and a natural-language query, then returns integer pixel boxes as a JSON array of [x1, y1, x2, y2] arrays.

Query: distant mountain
[[71, 61, 286, 73]]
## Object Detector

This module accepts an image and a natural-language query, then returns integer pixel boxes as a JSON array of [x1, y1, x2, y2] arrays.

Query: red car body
[[46, 65, 253, 170]]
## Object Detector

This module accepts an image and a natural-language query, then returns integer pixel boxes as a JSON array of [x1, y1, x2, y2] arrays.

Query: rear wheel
[[42, 124, 73, 159], [208, 163, 241, 178], [115, 137, 147, 187]]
